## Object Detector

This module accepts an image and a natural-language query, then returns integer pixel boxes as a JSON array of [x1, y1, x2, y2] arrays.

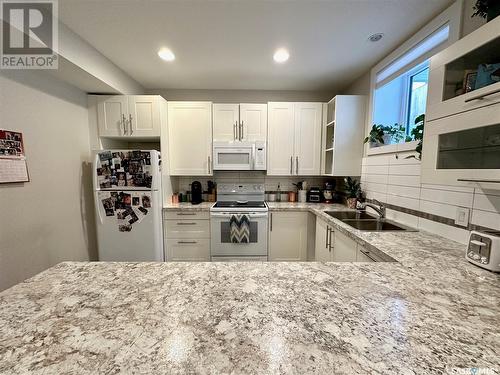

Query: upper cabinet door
[[267, 102, 295, 175], [97, 96, 128, 137], [239, 103, 267, 141], [294, 102, 322, 175], [128, 95, 161, 137], [168, 101, 213, 176], [213, 103, 239, 141]]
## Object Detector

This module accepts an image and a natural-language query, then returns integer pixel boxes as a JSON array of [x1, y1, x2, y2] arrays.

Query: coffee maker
[[191, 181, 203, 205]]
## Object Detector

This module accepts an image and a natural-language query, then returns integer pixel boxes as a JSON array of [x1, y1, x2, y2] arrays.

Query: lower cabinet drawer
[[165, 239, 210, 261], [165, 220, 210, 239], [164, 210, 209, 220]]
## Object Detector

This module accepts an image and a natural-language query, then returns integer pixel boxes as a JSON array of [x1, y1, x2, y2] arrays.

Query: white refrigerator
[[93, 150, 163, 261]]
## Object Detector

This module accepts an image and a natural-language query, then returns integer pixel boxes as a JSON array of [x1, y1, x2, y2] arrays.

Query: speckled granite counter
[[1, 202, 499, 374]]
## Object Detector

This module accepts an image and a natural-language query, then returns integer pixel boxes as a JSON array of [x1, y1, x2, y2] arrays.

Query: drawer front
[[165, 239, 210, 261], [165, 220, 210, 239], [164, 210, 209, 220]]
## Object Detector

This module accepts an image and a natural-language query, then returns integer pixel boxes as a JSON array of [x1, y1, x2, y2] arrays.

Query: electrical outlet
[[455, 207, 470, 227]]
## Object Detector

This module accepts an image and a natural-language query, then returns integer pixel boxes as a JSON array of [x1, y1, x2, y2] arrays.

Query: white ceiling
[[59, 0, 453, 92]]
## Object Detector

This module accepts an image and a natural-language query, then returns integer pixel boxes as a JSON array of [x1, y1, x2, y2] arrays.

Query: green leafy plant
[[344, 177, 362, 199], [383, 123, 406, 144], [472, 0, 500, 21], [406, 114, 425, 160], [363, 124, 385, 145]]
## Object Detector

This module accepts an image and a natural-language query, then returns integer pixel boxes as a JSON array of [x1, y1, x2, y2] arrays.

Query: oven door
[[210, 212, 268, 256], [213, 144, 254, 170]]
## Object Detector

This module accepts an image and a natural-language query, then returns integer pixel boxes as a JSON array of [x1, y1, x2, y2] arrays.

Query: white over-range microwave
[[213, 141, 266, 171]]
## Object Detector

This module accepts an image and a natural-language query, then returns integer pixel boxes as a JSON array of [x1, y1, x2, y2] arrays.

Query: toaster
[[466, 231, 500, 272]]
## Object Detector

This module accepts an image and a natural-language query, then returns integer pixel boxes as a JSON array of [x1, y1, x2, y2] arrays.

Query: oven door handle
[[210, 213, 268, 218]]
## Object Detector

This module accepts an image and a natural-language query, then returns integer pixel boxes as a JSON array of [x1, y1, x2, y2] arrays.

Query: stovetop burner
[[212, 201, 266, 209]]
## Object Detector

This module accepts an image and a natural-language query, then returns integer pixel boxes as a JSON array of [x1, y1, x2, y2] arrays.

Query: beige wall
[[147, 89, 334, 103], [0, 71, 96, 291]]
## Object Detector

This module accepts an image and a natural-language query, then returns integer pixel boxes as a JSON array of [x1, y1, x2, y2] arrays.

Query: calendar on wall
[[0, 130, 29, 184]]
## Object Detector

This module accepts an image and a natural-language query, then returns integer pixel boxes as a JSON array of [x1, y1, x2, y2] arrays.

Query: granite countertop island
[[1, 203, 499, 374]]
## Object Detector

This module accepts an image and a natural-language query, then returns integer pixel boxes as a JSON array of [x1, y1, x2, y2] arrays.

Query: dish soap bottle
[[276, 183, 281, 202]]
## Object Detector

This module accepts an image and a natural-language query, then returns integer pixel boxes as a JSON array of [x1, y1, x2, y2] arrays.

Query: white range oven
[[210, 183, 268, 261], [212, 141, 266, 171]]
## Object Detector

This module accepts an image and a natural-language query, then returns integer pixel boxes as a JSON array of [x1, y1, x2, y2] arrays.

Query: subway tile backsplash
[[361, 151, 500, 244], [173, 172, 340, 194]]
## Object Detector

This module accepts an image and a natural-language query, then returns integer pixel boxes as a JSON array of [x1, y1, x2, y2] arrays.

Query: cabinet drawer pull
[[176, 213, 196, 216], [177, 222, 197, 225], [325, 226, 329, 249], [177, 241, 197, 244], [464, 87, 500, 102]]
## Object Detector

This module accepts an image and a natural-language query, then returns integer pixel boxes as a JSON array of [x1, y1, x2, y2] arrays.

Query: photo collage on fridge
[[96, 151, 153, 232]]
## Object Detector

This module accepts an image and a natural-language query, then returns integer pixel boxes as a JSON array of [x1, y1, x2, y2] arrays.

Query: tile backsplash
[[172, 172, 340, 194], [361, 151, 500, 244]]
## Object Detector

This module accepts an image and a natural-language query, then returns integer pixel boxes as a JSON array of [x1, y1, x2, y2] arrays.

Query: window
[[373, 61, 429, 139], [371, 24, 449, 144]]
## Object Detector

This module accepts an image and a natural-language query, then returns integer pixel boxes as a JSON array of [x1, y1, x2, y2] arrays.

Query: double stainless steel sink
[[325, 211, 417, 232]]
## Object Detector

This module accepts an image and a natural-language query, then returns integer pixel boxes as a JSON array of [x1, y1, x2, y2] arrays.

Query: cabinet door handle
[[325, 226, 329, 249], [290, 156, 293, 174], [240, 120, 244, 140], [177, 222, 197, 225], [270, 213, 273, 231], [328, 228, 333, 252], [234, 121, 237, 140], [129, 114, 133, 134], [296, 156, 299, 175], [208, 156, 211, 174], [122, 114, 127, 135], [464, 87, 500, 102], [178, 241, 197, 244]]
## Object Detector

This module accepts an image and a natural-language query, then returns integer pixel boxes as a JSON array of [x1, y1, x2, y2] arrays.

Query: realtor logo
[[1, 0, 58, 69]]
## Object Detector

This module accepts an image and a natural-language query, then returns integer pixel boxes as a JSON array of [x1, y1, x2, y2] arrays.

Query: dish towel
[[229, 214, 250, 243]]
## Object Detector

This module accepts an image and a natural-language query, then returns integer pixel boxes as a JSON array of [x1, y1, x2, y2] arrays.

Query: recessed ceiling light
[[158, 48, 175, 61], [273, 48, 289, 63], [368, 33, 384, 42]]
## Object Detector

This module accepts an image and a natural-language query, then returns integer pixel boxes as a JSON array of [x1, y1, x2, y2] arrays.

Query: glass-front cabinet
[[421, 102, 500, 189], [426, 17, 500, 122]]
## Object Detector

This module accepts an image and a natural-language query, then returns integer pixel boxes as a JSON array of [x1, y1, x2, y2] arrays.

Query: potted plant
[[383, 123, 406, 144], [344, 177, 361, 209], [472, 0, 500, 22], [406, 114, 425, 160], [363, 125, 385, 147]]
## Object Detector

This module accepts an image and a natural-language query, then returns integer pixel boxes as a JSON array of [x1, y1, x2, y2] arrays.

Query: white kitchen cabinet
[[164, 210, 210, 261], [331, 230, 357, 262], [213, 104, 239, 141], [321, 95, 366, 176], [426, 17, 500, 122], [314, 217, 331, 262], [267, 102, 295, 175], [269, 211, 308, 261], [239, 104, 267, 141], [165, 239, 210, 261], [268, 102, 322, 176], [421, 102, 500, 190], [213, 103, 267, 141], [167, 101, 213, 176], [96, 95, 162, 138]]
